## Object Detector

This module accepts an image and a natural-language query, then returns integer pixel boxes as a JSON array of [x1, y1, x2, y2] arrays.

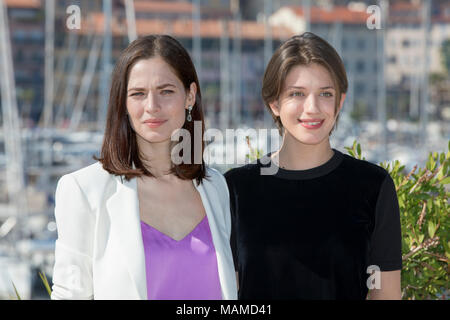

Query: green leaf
[[402, 238, 410, 251], [357, 143, 361, 157], [394, 160, 400, 172], [437, 165, 445, 180], [11, 281, 21, 300], [39, 271, 52, 298], [443, 241, 450, 252], [439, 152, 445, 164], [428, 156, 435, 171], [440, 176, 450, 185], [418, 234, 424, 244], [398, 195, 404, 207], [428, 221, 436, 238], [415, 193, 430, 201]]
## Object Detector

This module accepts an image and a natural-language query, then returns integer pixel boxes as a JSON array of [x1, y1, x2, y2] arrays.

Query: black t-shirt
[[224, 148, 402, 300]]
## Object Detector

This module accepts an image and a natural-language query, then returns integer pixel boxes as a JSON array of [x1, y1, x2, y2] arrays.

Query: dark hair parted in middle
[[262, 32, 348, 136], [96, 35, 206, 183]]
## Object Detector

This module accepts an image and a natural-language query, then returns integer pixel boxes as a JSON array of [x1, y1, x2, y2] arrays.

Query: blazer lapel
[[193, 178, 231, 299], [106, 176, 147, 300]]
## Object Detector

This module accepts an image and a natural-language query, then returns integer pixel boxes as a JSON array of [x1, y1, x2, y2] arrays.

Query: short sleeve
[[368, 174, 403, 271], [224, 170, 239, 271]]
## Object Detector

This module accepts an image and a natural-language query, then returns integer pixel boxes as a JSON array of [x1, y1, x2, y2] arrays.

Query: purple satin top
[[140, 215, 222, 300]]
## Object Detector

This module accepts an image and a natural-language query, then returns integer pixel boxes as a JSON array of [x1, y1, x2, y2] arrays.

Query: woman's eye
[[290, 91, 304, 97], [320, 92, 333, 97], [130, 92, 144, 97]]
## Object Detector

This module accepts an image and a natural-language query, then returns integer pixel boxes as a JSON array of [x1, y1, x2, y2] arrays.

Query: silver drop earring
[[187, 105, 193, 122]]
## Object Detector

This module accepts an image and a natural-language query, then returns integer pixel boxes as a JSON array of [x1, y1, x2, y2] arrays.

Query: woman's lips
[[298, 119, 324, 129], [143, 119, 167, 128]]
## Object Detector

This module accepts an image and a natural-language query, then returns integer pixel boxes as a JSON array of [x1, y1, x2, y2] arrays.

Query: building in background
[[4, 0, 44, 125], [386, 0, 450, 121], [3, 0, 450, 127]]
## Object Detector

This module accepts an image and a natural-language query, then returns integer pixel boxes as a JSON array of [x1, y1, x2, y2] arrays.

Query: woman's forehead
[[128, 57, 181, 88], [284, 63, 335, 88]]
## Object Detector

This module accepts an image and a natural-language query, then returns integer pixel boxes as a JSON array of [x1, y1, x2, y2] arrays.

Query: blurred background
[[0, 0, 449, 299]]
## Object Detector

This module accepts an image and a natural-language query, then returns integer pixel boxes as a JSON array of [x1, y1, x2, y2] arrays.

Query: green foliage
[[39, 271, 52, 298], [347, 139, 449, 300], [344, 141, 365, 160], [244, 136, 263, 162], [11, 281, 21, 300], [9, 269, 51, 300], [246, 137, 450, 300]]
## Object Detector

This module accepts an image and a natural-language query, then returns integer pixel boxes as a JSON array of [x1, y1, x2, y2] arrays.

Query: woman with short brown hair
[[225, 32, 402, 300], [51, 35, 237, 300]]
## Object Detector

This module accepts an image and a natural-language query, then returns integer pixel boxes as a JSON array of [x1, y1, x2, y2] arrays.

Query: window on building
[[357, 39, 366, 50], [13, 30, 27, 43], [30, 30, 44, 43], [388, 55, 397, 64], [356, 60, 365, 72], [389, 38, 396, 47], [355, 82, 366, 94]]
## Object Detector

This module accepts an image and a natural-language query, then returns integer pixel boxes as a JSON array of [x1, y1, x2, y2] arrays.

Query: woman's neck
[[136, 135, 173, 178], [271, 133, 334, 171]]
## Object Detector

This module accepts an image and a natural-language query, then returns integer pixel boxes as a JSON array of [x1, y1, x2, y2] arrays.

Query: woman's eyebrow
[[127, 87, 146, 92], [127, 83, 176, 92], [285, 86, 335, 90], [286, 86, 306, 89], [156, 83, 177, 89]]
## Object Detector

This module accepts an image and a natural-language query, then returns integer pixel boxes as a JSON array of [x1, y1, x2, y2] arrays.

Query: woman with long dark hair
[[225, 32, 402, 300], [51, 35, 237, 300]]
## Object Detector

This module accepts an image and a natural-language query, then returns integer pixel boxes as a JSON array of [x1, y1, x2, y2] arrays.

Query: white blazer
[[50, 162, 237, 300]]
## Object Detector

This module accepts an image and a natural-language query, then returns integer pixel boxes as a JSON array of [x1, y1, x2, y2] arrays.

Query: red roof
[[5, 0, 40, 8], [132, 0, 194, 14], [388, 1, 421, 24], [135, 19, 294, 40], [76, 13, 294, 40], [389, 1, 421, 11], [289, 5, 370, 24]]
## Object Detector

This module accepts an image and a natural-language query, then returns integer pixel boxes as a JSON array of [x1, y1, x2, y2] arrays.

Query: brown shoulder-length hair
[[95, 35, 206, 183], [262, 32, 348, 136]]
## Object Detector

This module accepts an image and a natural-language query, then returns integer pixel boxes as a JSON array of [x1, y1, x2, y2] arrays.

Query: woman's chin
[[137, 132, 171, 145], [290, 131, 328, 146]]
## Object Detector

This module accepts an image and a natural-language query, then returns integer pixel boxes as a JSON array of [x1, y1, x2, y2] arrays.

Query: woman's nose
[[144, 93, 160, 113], [303, 94, 319, 113]]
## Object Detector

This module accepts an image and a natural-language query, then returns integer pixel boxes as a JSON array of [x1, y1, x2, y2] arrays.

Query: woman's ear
[[186, 82, 197, 109], [269, 100, 280, 117]]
